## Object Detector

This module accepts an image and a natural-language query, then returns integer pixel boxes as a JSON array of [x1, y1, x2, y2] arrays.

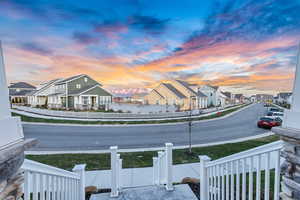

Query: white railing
[[110, 146, 123, 197], [199, 141, 283, 200], [22, 159, 86, 200], [153, 143, 173, 191]]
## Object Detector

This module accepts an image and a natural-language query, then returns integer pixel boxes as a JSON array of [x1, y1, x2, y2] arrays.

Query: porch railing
[[21, 159, 86, 200], [110, 146, 123, 197], [199, 141, 283, 200]]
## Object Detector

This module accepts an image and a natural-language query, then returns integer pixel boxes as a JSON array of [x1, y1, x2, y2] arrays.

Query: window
[[76, 84, 81, 89], [84, 77, 88, 82], [82, 96, 88, 104]]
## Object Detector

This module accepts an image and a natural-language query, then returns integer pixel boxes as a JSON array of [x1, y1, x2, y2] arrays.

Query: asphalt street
[[23, 103, 268, 151]]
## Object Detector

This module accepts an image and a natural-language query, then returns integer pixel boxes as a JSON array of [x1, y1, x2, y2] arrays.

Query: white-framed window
[[82, 96, 88, 104], [76, 84, 81, 89], [84, 77, 88, 82]]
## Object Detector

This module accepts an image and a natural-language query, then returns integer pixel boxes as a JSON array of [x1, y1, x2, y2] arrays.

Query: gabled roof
[[162, 83, 186, 99], [235, 94, 243, 99], [30, 78, 61, 96], [55, 74, 85, 85], [174, 80, 197, 95], [9, 82, 36, 89], [222, 92, 231, 98], [197, 91, 207, 98], [152, 89, 165, 99], [9, 89, 36, 96], [68, 84, 112, 96]]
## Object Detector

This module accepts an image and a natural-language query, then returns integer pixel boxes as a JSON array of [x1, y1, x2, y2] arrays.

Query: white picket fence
[[21, 159, 86, 200], [199, 141, 283, 200]]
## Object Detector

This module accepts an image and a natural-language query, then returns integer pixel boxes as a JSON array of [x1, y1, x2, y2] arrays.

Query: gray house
[[8, 82, 36, 104], [47, 74, 112, 110]]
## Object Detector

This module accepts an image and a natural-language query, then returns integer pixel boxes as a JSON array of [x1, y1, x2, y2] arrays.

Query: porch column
[[0, 41, 37, 200], [0, 41, 10, 118], [272, 43, 300, 200]]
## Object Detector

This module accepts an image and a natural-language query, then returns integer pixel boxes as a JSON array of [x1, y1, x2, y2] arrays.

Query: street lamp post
[[187, 95, 196, 155]]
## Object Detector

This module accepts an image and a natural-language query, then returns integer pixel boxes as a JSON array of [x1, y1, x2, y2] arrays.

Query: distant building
[[8, 82, 36, 104], [144, 80, 208, 110], [276, 92, 293, 105], [131, 93, 148, 104], [198, 85, 227, 107], [250, 95, 256, 102], [256, 94, 273, 103], [234, 94, 245, 104]]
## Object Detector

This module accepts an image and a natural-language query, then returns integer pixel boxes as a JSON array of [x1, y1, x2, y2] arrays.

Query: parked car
[[267, 107, 283, 112], [267, 111, 284, 120], [257, 116, 282, 129]]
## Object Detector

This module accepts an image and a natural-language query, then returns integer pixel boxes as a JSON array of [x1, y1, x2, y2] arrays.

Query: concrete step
[[90, 184, 198, 200]]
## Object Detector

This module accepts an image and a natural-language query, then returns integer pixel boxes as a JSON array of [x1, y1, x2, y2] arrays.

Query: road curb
[[25, 131, 274, 155]]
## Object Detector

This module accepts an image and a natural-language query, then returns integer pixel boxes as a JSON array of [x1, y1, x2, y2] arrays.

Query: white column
[[0, 41, 11, 119], [0, 41, 24, 150], [165, 143, 173, 191], [72, 164, 86, 200], [284, 43, 300, 129], [292, 43, 300, 111], [199, 155, 211, 200], [110, 146, 118, 197]]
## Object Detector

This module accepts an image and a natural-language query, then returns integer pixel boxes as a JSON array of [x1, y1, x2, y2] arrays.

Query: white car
[[268, 112, 284, 120]]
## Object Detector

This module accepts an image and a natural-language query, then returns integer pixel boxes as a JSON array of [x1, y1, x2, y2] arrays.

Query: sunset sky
[[0, 0, 299, 95]]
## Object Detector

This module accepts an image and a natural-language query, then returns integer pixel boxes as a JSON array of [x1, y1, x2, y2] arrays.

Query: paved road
[[23, 103, 268, 151]]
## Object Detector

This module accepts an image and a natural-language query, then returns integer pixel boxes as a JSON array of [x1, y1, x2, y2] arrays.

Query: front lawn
[[26, 135, 279, 171]]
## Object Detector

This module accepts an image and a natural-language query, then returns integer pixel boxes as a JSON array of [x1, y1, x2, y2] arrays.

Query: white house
[[198, 85, 225, 107], [27, 79, 62, 107], [277, 92, 293, 105]]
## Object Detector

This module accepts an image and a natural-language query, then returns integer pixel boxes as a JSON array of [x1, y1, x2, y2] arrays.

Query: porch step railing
[[110, 146, 123, 197], [152, 143, 173, 191], [21, 159, 86, 200], [199, 141, 283, 200]]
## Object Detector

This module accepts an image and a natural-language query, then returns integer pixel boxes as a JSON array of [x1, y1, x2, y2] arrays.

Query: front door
[[91, 96, 97, 106]]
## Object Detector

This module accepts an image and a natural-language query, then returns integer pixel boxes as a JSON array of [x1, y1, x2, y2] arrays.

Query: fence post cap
[[198, 155, 211, 161], [72, 163, 87, 172], [165, 143, 173, 147], [110, 146, 118, 150]]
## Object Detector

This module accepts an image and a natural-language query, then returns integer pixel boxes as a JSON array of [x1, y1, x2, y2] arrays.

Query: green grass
[[13, 104, 250, 125], [26, 135, 279, 171]]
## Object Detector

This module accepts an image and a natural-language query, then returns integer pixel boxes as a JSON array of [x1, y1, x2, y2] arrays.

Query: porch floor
[[90, 184, 198, 200]]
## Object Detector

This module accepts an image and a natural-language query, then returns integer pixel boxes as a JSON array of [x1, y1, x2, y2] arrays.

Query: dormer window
[[84, 77, 88, 82], [76, 84, 81, 89]]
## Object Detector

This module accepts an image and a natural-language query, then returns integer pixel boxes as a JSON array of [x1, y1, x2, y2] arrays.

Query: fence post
[[153, 157, 158, 185], [119, 157, 123, 191], [165, 143, 173, 191], [110, 146, 118, 197], [158, 151, 164, 185], [72, 164, 86, 200], [199, 155, 211, 200]]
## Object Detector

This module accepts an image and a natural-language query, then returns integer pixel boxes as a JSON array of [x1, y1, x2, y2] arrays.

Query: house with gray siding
[[47, 74, 112, 110]]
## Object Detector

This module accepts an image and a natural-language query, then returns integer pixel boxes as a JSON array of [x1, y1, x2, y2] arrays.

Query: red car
[[257, 116, 282, 129]]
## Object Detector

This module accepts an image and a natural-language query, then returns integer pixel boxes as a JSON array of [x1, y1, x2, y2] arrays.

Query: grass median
[[26, 134, 278, 171], [13, 103, 250, 125]]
